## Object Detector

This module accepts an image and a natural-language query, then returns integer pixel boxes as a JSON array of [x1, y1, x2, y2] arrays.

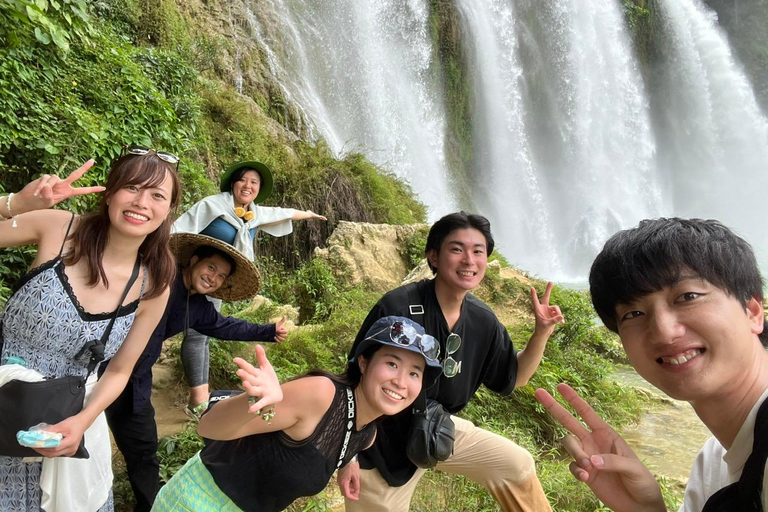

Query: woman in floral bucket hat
[[172, 160, 326, 414], [152, 316, 441, 512]]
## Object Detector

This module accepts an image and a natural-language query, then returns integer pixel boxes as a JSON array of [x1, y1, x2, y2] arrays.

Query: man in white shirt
[[536, 218, 768, 512]]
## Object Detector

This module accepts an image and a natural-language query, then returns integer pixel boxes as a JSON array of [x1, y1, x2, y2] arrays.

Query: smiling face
[[184, 254, 233, 295], [357, 346, 424, 418], [232, 170, 261, 208], [107, 172, 174, 237], [616, 275, 765, 403], [428, 227, 488, 293]]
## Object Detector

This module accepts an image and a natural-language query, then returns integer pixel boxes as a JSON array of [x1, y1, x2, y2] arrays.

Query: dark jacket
[[103, 268, 276, 413]]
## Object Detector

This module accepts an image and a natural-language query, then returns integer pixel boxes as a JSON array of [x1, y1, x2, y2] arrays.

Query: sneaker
[[184, 401, 209, 421]]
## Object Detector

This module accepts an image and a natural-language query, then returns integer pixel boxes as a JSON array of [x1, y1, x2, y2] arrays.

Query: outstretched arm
[[190, 300, 281, 343], [258, 209, 327, 229], [197, 346, 335, 441], [0, 160, 105, 249], [291, 209, 326, 222], [515, 281, 565, 386], [535, 383, 665, 512], [198, 344, 285, 440], [1, 159, 104, 215]]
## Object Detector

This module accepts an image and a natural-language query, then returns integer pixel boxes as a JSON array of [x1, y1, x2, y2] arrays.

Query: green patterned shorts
[[152, 452, 244, 511]]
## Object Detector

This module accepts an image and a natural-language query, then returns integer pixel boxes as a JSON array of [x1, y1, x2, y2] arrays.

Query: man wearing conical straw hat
[[101, 232, 287, 512]]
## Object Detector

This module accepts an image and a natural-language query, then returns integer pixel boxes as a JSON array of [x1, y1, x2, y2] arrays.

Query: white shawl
[[172, 192, 295, 260]]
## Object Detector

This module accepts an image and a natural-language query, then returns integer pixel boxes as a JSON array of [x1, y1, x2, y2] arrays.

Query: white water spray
[[250, 0, 457, 217], [654, 0, 768, 262]]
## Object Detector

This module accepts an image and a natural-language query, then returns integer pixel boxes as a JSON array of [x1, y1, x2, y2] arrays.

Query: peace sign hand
[[19, 159, 106, 211], [531, 281, 565, 336], [535, 383, 665, 512]]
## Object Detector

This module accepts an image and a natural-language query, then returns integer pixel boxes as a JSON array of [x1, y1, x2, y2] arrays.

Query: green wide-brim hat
[[220, 161, 274, 204], [171, 233, 261, 302]]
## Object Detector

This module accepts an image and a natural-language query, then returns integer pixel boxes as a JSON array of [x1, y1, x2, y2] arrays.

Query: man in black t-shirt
[[338, 212, 564, 512]]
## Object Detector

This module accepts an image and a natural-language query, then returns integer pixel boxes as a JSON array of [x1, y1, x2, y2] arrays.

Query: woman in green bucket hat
[[173, 160, 326, 415], [174, 161, 326, 260]]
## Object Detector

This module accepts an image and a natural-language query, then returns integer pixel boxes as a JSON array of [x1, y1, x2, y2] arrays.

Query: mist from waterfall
[[252, 0, 458, 217], [456, 0, 661, 279], [246, 0, 768, 280], [653, 0, 768, 262], [452, 0, 560, 274]]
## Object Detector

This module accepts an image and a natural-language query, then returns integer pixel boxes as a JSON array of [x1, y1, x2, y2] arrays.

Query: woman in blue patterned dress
[[0, 149, 181, 512]]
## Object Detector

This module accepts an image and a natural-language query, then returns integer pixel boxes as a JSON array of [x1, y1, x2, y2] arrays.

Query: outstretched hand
[[274, 316, 288, 343], [535, 383, 665, 512], [234, 344, 283, 414], [531, 281, 565, 335], [19, 160, 106, 210]]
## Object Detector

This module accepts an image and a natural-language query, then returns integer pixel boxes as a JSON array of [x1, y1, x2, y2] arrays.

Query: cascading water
[[250, 0, 457, 217], [653, 0, 768, 262], [453, 0, 560, 275], [457, 0, 661, 279], [244, 0, 768, 279]]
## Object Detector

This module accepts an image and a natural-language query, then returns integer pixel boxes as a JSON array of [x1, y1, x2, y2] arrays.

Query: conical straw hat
[[170, 233, 261, 301]]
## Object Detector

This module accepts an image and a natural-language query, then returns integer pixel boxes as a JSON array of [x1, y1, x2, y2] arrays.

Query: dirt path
[[150, 358, 189, 438]]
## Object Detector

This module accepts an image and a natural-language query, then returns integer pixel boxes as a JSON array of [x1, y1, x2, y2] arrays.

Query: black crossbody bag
[[402, 283, 455, 468], [0, 255, 141, 458]]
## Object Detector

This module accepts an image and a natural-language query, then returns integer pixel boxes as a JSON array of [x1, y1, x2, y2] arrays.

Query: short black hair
[[229, 167, 262, 192], [190, 245, 237, 276], [425, 211, 495, 273], [589, 218, 767, 345]]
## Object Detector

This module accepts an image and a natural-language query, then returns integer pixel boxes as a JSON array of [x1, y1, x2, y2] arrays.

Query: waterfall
[[654, 0, 768, 260], [249, 0, 458, 217], [453, 0, 560, 275], [457, 0, 661, 279], [244, 0, 768, 279]]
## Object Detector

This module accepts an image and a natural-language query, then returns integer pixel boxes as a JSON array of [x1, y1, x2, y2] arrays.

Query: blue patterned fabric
[[0, 258, 142, 511]]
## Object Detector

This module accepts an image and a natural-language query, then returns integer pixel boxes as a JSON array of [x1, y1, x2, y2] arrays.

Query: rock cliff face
[[310, 220, 537, 328], [312, 221, 429, 292]]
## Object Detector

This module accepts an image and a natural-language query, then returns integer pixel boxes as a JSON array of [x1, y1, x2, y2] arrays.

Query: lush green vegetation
[[155, 248, 683, 512], [0, 0, 426, 301], [1, 2, 686, 511], [428, 0, 476, 209]]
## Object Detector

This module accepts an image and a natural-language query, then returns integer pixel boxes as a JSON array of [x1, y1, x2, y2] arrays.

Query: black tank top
[[201, 379, 376, 512]]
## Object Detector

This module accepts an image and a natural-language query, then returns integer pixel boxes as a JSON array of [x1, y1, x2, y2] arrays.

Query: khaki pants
[[345, 416, 552, 512]]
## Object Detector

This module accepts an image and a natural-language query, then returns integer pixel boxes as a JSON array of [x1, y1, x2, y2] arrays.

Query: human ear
[[189, 255, 200, 267], [746, 296, 765, 336], [427, 249, 438, 269], [357, 355, 369, 375]]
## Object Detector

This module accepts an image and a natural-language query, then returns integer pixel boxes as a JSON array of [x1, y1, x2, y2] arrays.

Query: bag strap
[[703, 397, 768, 511], [336, 386, 358, 469], [76, 255, 142, 376], [403, 282, 434, 411]]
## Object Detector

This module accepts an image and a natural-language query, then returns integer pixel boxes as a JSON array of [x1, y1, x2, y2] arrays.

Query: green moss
[[428, 0, 475, 208]]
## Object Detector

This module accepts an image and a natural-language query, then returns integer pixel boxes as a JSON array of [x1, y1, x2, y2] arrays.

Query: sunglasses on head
[[366, 321, 441, 362], [121, 145, 180, 170]]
